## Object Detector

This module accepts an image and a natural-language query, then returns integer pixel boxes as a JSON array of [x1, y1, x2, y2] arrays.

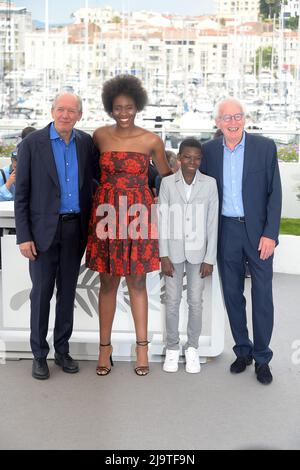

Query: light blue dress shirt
[[222, 132, 245, 217], [0, 165, 15, 201], [50, 123, 80, 214]]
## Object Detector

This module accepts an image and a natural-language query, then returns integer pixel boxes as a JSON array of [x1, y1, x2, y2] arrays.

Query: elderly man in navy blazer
[[15, 92, 99, 380], [201, 98, 282, 385]]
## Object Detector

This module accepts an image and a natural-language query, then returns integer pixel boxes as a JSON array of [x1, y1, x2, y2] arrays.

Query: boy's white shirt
[[182, 174, 196, 202]]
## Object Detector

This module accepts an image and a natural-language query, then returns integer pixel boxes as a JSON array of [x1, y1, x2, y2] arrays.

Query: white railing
[[1, 121, 300, 149], [1, 122, 300, 164]]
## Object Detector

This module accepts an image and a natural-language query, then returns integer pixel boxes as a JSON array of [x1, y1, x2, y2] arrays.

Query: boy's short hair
[[179, 138, 202, 155]]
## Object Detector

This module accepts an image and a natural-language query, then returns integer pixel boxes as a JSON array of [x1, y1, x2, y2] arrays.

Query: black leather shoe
[[255, 363, 273, 385], [230, 355, 253, 374], [54, 353, 79, 374], [32, 358, 49, 380]]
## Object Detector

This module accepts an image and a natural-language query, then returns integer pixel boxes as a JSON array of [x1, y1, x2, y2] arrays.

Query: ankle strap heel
[[97, 343, 114, 376], [135, 340, 150, 376], [136, 340, 149, 347]]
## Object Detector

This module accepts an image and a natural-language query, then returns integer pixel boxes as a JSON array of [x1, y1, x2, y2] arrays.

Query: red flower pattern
[[86, 151, 160, 275]]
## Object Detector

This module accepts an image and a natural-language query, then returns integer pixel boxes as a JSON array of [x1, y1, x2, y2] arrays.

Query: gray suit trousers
[[165, 261, 205, 350]]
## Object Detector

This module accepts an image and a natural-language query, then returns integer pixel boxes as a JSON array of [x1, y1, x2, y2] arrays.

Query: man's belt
[[59, 213, 80, 221], [223, 216, 245, 222]]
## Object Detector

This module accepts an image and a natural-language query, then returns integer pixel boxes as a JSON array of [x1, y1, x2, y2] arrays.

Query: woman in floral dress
[[86, 75, 171, 376]]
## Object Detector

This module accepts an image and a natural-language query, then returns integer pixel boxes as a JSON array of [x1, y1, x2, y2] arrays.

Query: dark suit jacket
[[201, 132, 282, 249], [15, 124, 99, 252]]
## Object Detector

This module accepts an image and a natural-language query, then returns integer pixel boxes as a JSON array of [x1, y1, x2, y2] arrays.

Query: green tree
[[255, 46, 273, 73], [260, 0, 281, 19], [285, 16, 299, 30], [112, 16, 121, 24]]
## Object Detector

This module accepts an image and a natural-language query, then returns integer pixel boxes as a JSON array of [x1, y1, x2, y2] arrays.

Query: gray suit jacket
[[158, 169, 219, 264]]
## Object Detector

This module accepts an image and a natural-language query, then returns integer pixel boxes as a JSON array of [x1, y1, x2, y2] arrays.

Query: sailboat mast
[[44, 0, 49, 116]]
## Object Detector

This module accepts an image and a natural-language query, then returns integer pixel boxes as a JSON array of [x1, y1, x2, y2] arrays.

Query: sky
[[13, 0, 216, 23]]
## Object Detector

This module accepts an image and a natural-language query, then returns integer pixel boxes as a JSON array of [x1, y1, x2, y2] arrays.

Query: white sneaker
[[185, 347, 201, 374], [163, 349, 180, 373]]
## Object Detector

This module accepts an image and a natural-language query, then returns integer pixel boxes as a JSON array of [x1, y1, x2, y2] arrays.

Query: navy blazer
[[15, 124, 99, 252], [201, 132, 282, 249]]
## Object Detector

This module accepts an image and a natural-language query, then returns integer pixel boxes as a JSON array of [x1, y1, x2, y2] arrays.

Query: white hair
[[51, 91, 83, 113], [214, 98, 246, 120]]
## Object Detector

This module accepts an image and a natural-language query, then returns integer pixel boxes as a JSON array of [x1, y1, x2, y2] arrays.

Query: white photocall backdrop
[[0, 230, 225, 361]]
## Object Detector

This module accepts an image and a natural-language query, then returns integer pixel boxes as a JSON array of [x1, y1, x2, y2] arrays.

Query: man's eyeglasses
[[219, 113, 244, 122]]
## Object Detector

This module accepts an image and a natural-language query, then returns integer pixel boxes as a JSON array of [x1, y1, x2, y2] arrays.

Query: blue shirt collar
[[222, 131, 246, 151], [50, 122, 75, 142]]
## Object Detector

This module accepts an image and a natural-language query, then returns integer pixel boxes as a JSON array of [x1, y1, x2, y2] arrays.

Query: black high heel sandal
[[96, 343, 114, 376], [135, 340, 150, 376]]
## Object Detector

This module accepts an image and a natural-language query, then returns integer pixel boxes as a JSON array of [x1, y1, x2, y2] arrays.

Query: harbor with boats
[[0, 1, 300, 158]]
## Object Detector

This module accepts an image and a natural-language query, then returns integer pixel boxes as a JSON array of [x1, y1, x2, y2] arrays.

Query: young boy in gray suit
[[159, 138, 219, 373]]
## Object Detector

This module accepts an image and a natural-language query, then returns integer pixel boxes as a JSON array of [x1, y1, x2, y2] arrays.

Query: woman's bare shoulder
[[147, 129, 164, 147], [93, 126, 114, 145], [93, 125, 113, 137], [139, 127, 163, 144]]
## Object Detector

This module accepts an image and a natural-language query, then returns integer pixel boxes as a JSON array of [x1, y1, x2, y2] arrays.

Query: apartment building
[[0, 1, 31, 78], [217, 0, 260, 23], [283, 0, 300, 17], [21, 5, 300, 95]]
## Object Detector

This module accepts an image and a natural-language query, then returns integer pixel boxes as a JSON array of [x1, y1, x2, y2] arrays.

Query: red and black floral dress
[[86, 151, 159, 275]]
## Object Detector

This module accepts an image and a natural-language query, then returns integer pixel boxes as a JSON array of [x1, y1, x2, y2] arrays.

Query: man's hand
[[6, 170, 16, 190], [258, 236, 276, 260], [200, 262, 213, 278], [161, 256, 174, 277], [19, 241, 37, 261]]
